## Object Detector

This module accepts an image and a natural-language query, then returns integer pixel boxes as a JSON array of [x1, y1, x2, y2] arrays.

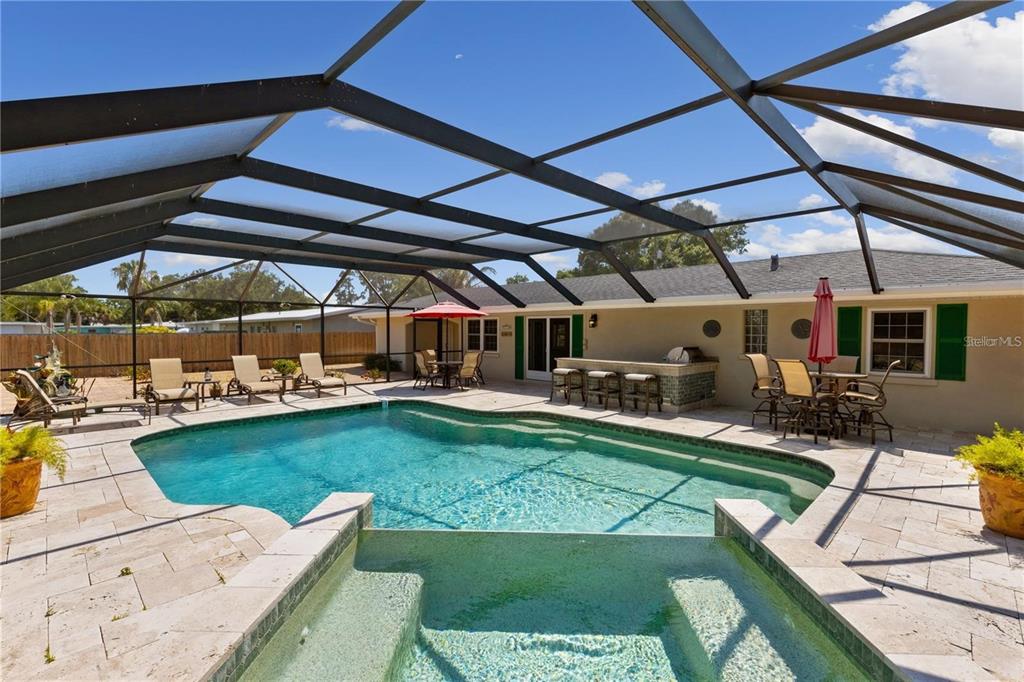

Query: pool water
[[242, 530, 868, 681], [135, 403, 828, 534]]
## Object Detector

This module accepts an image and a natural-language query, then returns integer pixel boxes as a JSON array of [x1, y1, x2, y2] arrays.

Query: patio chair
[[745, 353, 782, 430], [7, 369, 86, 428], [840, 360, 901, 445], [146, 358, 199, 415], [228, 355, 284, 404], [550, 367, 585, 404], [422, 349, 438, 370], [776, 359, 835, 445], [454, 351, 482, 390], [413, 352, 441, 390], [298, 353, 347, 398]]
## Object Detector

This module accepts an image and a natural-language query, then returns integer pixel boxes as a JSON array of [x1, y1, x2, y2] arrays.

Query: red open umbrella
[[407, 302, 486, 359], [808, 277, 837, 371]]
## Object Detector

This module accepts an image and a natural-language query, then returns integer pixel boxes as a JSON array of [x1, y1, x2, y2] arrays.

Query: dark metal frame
[[2, 0, 1020, 322]]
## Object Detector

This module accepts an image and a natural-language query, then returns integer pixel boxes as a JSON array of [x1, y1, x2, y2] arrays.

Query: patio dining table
[[433, 360, 463, 389], [809, 370, 868, 394]]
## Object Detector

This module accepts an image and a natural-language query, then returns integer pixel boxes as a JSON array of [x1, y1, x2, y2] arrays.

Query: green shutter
[[935, 303, 968, 381], [571, 314, 584, 358], [836, 306, 863, 372], [514, 316, 524, 380]]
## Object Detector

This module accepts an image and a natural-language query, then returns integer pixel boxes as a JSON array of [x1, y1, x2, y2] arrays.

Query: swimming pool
[[134, 402, 829, 534], [241, 530, 868, 681]]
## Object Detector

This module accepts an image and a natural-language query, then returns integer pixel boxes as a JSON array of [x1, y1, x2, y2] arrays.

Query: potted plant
[[271, 359, 299, 376], [1, 427, 68, 518], [955, 423, 1024, 539]]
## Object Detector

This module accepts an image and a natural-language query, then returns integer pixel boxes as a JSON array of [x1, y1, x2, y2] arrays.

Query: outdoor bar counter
[[555, 358, 718, 413]]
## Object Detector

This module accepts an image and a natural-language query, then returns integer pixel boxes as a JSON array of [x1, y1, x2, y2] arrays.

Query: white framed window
[[869, 308, 929, 376], [294, 323, 303, 333], [467, 318, 499, 353], [744, 309, 768, 354]]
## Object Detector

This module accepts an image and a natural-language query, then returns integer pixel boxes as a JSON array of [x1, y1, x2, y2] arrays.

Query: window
[[294, 323, 303, 333], [870, 310, 927, 375], [744, 309, 768, 354], [468, 318, 499, 352]]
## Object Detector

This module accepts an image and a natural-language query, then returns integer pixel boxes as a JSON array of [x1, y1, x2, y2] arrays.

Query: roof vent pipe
[[770, 254, 779, 272]]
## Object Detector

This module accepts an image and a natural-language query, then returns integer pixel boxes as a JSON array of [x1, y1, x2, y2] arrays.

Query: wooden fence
[[0, 331, 377, 377]]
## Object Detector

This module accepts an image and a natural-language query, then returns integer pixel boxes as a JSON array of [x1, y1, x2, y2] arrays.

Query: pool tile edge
[[201, 493, 374, 682], [714, 499, 995, 682]]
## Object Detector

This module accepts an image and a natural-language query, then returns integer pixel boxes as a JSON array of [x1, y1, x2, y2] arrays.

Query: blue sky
[[2, 1, 1021, 297]]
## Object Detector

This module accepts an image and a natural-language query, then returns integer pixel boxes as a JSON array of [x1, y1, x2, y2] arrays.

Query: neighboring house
[[355, 250, 1024, 434], [0, 321, 49, 335], [190, 306, 372, 334]]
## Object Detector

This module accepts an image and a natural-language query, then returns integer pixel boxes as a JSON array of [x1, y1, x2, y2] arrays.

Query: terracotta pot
[[978, 471, 1024, 540], [1, 458, 43, 518]]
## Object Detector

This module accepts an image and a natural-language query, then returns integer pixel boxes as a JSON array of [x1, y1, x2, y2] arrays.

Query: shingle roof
[[402, 250, 1023, 309]]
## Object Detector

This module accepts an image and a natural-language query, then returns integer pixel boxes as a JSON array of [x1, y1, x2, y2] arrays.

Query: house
[[356, 250, 1024, 434], [188, 307, 372, 334]]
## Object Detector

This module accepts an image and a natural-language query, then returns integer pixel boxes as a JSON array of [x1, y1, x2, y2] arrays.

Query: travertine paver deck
[[1, 381, 1020, 680]]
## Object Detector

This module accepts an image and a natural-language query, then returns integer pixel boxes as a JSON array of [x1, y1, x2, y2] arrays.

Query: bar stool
[[623, 373, 662, 416], [585, 370, 623, 411], [550, 367, 585, 404]]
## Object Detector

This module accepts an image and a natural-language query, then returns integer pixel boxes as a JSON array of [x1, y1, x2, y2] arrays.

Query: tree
[[505, 274, 530, 285], [337, 267, 497, 305], [556, 200, 749, 278]]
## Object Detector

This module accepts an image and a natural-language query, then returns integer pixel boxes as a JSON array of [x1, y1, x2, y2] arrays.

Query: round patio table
[[433, 361, 463, 389]]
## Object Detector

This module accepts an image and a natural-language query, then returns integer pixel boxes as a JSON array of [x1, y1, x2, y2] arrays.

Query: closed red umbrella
[[808, 277, 837, 371]]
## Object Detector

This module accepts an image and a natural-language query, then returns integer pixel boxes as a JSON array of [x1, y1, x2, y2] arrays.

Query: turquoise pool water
[[134, 402, 828, 534], [242, 530, 868, 681]]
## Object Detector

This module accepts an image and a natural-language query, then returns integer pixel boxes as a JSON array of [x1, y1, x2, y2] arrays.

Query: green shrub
[[0, 426, 68, 481], [956, 423, 1024, 482], [272, 358, 299, 376], [364, 354, 401, 372], [136, 325, 173, 334], [119, 366, 151, 382]]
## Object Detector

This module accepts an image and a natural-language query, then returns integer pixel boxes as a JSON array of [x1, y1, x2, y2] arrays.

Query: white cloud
[[160, 253, 231, 268], [595, 171, 631, 191], [326, 115, 389, 133], [869, 3, 1023, 153], [594, 171, 666, 199], [186, 216, 220, 228], [454, 53, 464, 60], [987, 128, 1024, 152], [736, 220, 957, 260], [798, 193, 826, 210], [690, 198, 723, 218], [632, 180, 667, 199], [799, 108, 957, 184], [534, 250, 578, 271]]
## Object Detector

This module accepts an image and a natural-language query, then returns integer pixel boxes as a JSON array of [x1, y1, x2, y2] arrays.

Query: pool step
[[240, 548, 423, 682], [665, 574, 827, 681], [400, 628, 683, 680]]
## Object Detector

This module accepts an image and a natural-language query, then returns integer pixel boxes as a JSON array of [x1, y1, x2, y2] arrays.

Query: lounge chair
[[454, 351, 482, 390], [146, 359, 199, 415], [228, 355, 284, 404], [745, 353, 782, 429], [413, 352, 441, 390], [8, 369, 86, 427], [840, 360, 901, 444], [776, 359, 836, 444], [298, 353, 347, 397], [87, 398, 152, 424]]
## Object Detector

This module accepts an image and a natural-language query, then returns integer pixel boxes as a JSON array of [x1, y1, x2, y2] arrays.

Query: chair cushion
[[552, 368, 579, 375], [313, 377, 346, 388], [243, 383, 281, 394], [587, 370, 616, 378], [89, 399, 148, 410], [843, 391, 879, 402], [624, 373, 655, 382], [154, 387, 195, 401]]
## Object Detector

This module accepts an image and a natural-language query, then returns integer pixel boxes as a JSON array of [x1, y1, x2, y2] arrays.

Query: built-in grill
[[663, 346, 707, 364]]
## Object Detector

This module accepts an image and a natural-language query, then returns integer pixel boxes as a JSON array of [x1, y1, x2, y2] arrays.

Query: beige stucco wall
[[374, 294, 1023, 434]]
